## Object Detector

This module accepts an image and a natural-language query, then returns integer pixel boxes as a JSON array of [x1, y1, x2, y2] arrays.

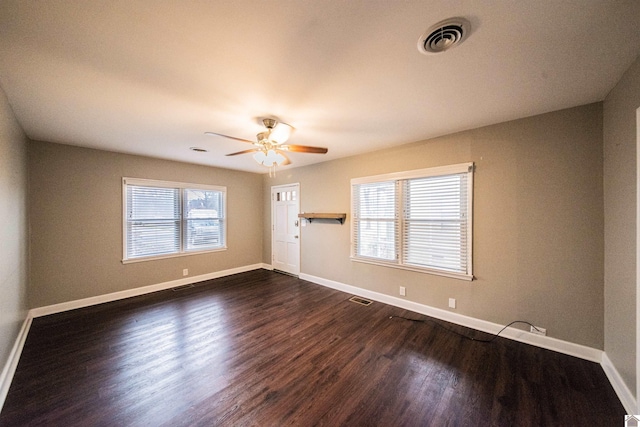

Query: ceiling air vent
[[418, 18, 471, 55]]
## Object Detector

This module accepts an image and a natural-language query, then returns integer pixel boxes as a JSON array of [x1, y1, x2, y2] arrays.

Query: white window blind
[[351, 163, 473, 280], [123, 178, 226, 262], [126, 186, 180, 258], [403, 174, 468, 274]]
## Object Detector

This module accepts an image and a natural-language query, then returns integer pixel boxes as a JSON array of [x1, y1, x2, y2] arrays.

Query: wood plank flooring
[[0, 269, 625, 426]]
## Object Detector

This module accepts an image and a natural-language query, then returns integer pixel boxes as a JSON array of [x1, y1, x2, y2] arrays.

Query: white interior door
[[272, 184, 300, 275]]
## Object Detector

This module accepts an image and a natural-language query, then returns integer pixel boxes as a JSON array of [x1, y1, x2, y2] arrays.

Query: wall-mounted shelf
[[298, 213, 346, 224]]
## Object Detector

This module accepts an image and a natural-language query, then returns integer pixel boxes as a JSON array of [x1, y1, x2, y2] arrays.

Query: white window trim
[[350, 162, 474, 281], [122, 177, 227, 263]]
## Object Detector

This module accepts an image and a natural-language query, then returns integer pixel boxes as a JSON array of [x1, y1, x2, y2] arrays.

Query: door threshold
[[273, 269, 299, 278]]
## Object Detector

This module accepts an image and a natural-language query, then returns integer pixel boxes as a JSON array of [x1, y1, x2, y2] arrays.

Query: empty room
[[1, 1, 639, 425]]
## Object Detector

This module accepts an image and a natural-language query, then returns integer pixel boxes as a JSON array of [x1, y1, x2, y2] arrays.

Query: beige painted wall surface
[[28, 141, 263, 308], [0, 85, 28, 371], [603, 54, 640, 398], [264, 103, 604, 349]]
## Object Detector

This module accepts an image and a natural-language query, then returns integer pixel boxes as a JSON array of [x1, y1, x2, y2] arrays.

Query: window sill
[[350, 256, 474, 281], [122, 246, 227, 264]]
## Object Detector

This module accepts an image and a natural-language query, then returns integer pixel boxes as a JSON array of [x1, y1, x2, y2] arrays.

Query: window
[[123, 178, 226, 262], [351, 163, 473, 280]]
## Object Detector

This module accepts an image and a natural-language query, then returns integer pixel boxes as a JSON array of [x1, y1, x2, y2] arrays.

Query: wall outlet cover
[[530, 325, 546, 336]]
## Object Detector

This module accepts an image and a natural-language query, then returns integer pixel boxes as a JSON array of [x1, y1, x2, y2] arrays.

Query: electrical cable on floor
[[389, 315, 543, 343]]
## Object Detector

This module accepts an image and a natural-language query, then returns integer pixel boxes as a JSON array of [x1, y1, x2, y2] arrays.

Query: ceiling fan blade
[[226, 148, 260, 156], [280, 144, 328, 154], [205, 132, 255, 144], [279, 151, 292, 165]]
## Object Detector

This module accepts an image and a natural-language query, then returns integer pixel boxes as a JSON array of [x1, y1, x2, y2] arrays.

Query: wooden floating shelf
[[298, 213, 347, 224]]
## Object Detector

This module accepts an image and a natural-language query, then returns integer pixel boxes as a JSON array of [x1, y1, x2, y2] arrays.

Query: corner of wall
[[603, 52, 640, 413]]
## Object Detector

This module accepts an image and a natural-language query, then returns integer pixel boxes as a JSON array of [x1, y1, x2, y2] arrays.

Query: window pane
[[358, 182, 395, 219], [186, 219, 223, 250], [185, 189, 224, 251], [353, 181, 397, 261], [357, 220, 396, 260], [185, 189, 222, 218]]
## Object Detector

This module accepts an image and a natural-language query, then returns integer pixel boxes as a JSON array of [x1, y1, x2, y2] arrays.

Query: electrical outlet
[[399, 286, 406, 296], [530, 325, 546, 336], [448, 298, 456, 309], [183, 268, 188, 276]]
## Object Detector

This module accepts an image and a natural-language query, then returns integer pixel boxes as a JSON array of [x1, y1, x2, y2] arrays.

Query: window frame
[[350, 162, 474, 281], [122, 177, 227, 263]]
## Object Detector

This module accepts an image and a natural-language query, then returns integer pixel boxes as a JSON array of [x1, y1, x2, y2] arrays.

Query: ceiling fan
[[205, 118, 328, 168]]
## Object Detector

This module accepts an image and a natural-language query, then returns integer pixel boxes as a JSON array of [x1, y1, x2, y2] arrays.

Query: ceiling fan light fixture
[[268, 122, 293, 144], [253, 149, 286, 168], [264, 149, 285, 167], [257, 131, 269, 143], [253, 150, 267, 164], [263, 156, 276, 168], [274, 151, 286, 165]]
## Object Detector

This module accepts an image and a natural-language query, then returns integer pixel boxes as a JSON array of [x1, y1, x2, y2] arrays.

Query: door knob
[[294, 235, 299, 239]]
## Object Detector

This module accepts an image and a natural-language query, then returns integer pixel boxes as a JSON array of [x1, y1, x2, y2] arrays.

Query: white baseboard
[[299, 273, 603, 363], [0, 316, 32, 412], [30, 263, 267, 318], [601, 353, 637, 414]]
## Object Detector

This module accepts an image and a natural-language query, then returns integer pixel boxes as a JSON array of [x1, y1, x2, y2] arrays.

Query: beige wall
[[0, 86, 28, 372], [28, 141, 263, 308], [604, 54, 640, 400], [264, 103, 604, 349]]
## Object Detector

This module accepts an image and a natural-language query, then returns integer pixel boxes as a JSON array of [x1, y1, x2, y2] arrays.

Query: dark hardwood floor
[[0, 269, 625, 426]]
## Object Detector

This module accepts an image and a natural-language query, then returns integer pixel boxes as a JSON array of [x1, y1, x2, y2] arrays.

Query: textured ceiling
[[1, 0, 639, 173]]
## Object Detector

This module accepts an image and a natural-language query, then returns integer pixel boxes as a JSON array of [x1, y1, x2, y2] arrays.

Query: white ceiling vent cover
[[418, 18, 471, 54]]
